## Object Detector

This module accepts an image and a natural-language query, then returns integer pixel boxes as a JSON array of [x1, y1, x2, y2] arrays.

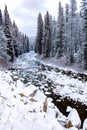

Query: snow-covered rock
[[83, 119, 87, 130], [66, 106, 73, 112], [66, 106, 81, 128]]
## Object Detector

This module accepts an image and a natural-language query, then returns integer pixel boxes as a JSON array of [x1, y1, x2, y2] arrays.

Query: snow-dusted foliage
[[43, 11, 51, 57], [81, 0, 87, 69], [35, 13, 43, 55], [4, 5, 14, 62], [0, 27, 10, 62], [0, 5, 30, 64], [35, 0, 87, 69], [56, 2, 64, 59], [0, 9, 2, 26]]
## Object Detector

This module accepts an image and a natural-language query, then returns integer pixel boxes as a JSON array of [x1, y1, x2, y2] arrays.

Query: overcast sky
[[0, 0, 81, 36]]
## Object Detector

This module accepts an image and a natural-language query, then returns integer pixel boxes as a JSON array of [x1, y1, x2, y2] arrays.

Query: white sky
[[0, 0, 81, 36]]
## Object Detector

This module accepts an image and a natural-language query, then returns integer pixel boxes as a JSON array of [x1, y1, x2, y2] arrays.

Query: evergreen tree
[[0, 6, 30, 64], [26, 36, 30, 52], [43, 11, 51, 57], [0, 9, 2, 26], [64, 3, 70, 64], [36, 13, 43, 55], [4, 5, 14, 62], [12, 21, 19, 57], [49, 15, 53, 56], [56, 2, 64, 58], [67, 0, 77, 64], [75, 13, 83, 65], [0, 26, 10, 62], [51, 19, 57, 57], [81, 0, 87, 69], [23, 34, 25, 53], [18, 33, 25, 55]]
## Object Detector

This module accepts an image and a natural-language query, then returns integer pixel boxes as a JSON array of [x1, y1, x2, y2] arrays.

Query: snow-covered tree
[[64, 3, 70, 64], [36, 13, 43, 55], [0, 9, 2, 26], [43, 11, 51, 57], [26, 36, 30, 52], [81, 0, 87, 69], [56, 2, 64, 58], [12, 21, 19, 57], [51, 19, 57, 57], [74, 13, 83, 65], [66, 0, 77, 64], [0, 26, 10, 62], [0, 5, 30, 64], [4, 5, 14, 62], [22, 34, 30, 53]]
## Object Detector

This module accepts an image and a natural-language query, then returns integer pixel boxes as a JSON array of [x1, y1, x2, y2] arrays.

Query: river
[[9, 51, 87, 127]]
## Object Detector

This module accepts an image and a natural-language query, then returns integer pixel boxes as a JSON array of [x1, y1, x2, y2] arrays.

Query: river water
[[10, 51, 87, 126]]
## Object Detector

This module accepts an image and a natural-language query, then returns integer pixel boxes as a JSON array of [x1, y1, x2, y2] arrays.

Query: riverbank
[[36, 54, 87, 74]]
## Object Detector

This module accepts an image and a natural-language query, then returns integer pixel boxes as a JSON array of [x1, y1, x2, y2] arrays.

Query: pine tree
[[64, 3, 70, 64], [19, 33, 25, 54], [49, 15, 53, 56], [23, 34, 27, 53], [0, 26, 10, 62], [43, 11, 51, 57], [4, 5, 14, 62], [56, 2, 64, 58], [51, 19, 57, 57], [0, 9, 2, 26], [12, 21, 19, 57], [66, 0, 77, 64], [36, 13, 43, 55], [26, 36, 30, 52], [81, 0, 87, 69]]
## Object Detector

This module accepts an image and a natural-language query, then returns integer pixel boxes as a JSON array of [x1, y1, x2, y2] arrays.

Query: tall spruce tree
[[0, 9, 2, 26], [64, 3, 70, 64], [51, 19, 57, 57], [0, 26, 10, 62], [4, 5, 14, 61], [67, 0, 77, 64], [81, 0, 87, 69], [56, 2, 64, 58], [12, 21, 19, 57], [26, 36, 30, 52], [36, 13, 43, 55], [43, 11, 51, 57]]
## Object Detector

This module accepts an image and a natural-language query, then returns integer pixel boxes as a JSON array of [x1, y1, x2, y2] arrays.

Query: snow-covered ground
[[36, 55, 87, 73], [0, 69, 82, 130], [0, 51, 87, 130]]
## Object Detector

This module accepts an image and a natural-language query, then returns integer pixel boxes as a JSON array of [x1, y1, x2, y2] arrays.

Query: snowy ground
[[0, 51, 87, 130], [36, 55, 87, 73], [0, 69, 82, 130]]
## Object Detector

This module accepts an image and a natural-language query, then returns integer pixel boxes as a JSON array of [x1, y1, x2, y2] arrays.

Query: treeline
[[0, 5, 30, 63], [35, 0, 87, 69]]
